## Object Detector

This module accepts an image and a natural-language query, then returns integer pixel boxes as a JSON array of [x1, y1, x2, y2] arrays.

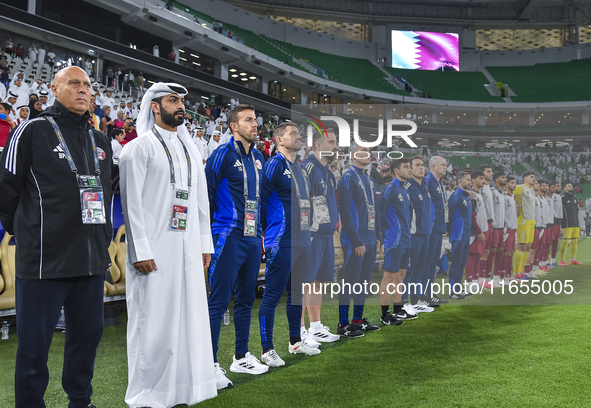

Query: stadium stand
[[487, 59, 591, 103], [385, 67, 504, 102]]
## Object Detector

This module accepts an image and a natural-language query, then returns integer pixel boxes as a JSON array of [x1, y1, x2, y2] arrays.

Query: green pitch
[[1, 239, 590, 407]]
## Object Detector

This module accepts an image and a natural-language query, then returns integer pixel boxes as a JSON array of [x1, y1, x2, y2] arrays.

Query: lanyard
[[440, 179, 448, 208], [284, 155, 310, 200], [233, 140, 259, 202], [152, 127, 192, 190], [349, 168, 373, 206], [46, 116, 100, 175]]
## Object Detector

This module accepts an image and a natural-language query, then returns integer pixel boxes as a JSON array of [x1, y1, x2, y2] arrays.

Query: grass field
[[1, 239, 590, 407]]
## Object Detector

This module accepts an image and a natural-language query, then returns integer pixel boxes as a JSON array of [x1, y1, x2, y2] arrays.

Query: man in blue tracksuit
[[337, 143, 382, 338], [258, 123, 319, 368], [404, 156, 433, 312], [423, 156, 450, 305], [301, 130, 340, 344], [447, 172, 473, 299], [379, 157, 416, 325], [205, 105, 268, 386]]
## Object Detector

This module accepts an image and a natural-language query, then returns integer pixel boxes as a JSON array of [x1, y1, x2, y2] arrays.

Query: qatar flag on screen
[[391, 30, 459, 71]]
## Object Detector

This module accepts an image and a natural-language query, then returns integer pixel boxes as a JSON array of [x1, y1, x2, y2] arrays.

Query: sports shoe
[[214, 362, 233, 389], [300, 327, 322, 349], [381, 313, 404, 326], [449, 292, 466, 300], [427, 295, 448, 304], [353, 318, 381, 331], [539, 265, 550, 272], [337, 323, 364, 338], [412, 300, 435, 313], [480, 280, 494, 290], [403, 303, 419, 315], [289, 339, 321, 356], [570, 259, 583, 265], [261, 348, 285, 367], [394, 309, 418, 320], [558, 261, 570, 267], [230, 352, 269, 375], [308, 325, 340, 343]]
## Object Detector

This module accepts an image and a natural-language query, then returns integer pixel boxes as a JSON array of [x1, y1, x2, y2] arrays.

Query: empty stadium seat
[[113, 225, 127, 295], [0, 233, 16, 310], [104, 241, 124, 296]]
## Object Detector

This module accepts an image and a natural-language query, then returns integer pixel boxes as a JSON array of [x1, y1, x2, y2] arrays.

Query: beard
[[160, 106, 184, 128]]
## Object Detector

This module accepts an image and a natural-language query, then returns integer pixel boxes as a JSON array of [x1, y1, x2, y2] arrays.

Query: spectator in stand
[[37, 44, 46, 65], [123, 117, 138, 142], [114, 109, 126, 128], [124, 70, 134, 93], [153, 45, 159, 57], [110, 128, 126, 159], [370, 163, 382, 189], [28, 99, 43, 119], [114, 68, 122, 91], [46, 48, 56, 68], [28, 44, 38, 63], [15, 43, 24, 60], [89, 96, 100, 131], [5, 38, 14, 55], [102, 105, 114, 135], [169, 49, 176, 62], [0, 102, 16, 147], [84, 59, 93, 77], [105, 66, 114, 88], [1, 59, 10, 88], [15, 105, 29, 125]]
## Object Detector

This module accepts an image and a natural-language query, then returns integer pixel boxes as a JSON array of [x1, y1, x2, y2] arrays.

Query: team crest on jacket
[[418, 194, 423, 200], [398, 193, 403, 202], [97, 147, 106, 160], [255, 160, 262, 170]]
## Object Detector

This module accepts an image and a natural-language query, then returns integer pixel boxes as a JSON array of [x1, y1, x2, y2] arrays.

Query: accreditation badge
[[312, 195, 331, 225], [368, 204, 376, 231], [80, 189, 106, 224], [170, 189, 189, 231], [299, 199, 311, 231], [244, 199, 258, 237]]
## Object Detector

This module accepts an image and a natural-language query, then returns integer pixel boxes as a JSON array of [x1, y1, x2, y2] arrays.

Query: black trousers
[[15, 274, 104, 408]]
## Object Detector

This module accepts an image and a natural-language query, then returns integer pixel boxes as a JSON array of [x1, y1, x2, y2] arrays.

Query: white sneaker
[[412, 300, 434, 313], [288, 339, 321, 356], [230, 352, 269, 375], [300, 327, 322, 349], [308, 325, 340, 343], [214, 363, 233, 389], [403, 303, 419, 315], [261, 348, 285, 367]]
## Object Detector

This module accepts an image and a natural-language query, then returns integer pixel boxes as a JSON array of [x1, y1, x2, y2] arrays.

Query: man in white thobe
[[119, 82, 217, 408], [207, 131, 222, 156], [191, 125, 208, 164]]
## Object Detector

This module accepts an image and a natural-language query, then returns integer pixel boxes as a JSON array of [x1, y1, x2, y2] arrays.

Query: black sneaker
[[355, 318, 381, 331], [380, 313, 404, 326], [428, 295, 448, 305], [449, 292, 466, 300], [337, 323, 364, 338], [460, 291, 473, 297], [394, 310, 418, 320]]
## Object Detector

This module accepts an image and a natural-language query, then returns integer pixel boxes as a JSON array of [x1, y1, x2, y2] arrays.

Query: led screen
[[391, 30, 459, 71]]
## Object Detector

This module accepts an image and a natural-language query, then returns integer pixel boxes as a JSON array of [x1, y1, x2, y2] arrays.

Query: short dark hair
[[371, 163, 377, 167], [227, 104, 255, 127], [471, 170, 485, 180], [522, 171, 535, 179], [409, 155, 423, 167], [391, 157, 410, 171], [478, 164, 492, 172], [0, 102, 11, 112], [124, 117, 134, 122], [272, 122, 294, 142], [564, 181, 573, 187], [457, 171, 470, 182], [507, 176, 516, 183], [111, 128, 124, 139], [539, 180, 549, 186], [493, 171, 505, 182]]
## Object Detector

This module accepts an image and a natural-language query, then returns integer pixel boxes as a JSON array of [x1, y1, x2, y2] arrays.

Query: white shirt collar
[[154, 124, 177, 140]]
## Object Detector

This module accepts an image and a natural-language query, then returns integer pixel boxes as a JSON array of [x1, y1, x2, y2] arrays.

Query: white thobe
[[120, 125, 217, 408], [207, 139, 221, 156], [37, 48, 46, 64], [192, 135, 208, 161]]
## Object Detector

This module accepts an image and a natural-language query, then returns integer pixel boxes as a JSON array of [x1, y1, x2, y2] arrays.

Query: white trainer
[[300, 327, 321, 348], [261, 348, 285, 367], [289, 339, 321, 356], [403, 303, 419, 315], [214, 363, 233, 389], [413, 300, 434, 313], [229, 352, 269, 375], [308, 325, 340, 343]]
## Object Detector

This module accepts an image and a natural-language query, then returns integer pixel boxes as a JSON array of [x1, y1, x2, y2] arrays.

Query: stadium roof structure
[[225, 0, 591, 27]]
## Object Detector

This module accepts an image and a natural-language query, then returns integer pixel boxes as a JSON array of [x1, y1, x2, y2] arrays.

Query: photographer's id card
[[170, 189, 189, 231], [80, 189, 106, 224]]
